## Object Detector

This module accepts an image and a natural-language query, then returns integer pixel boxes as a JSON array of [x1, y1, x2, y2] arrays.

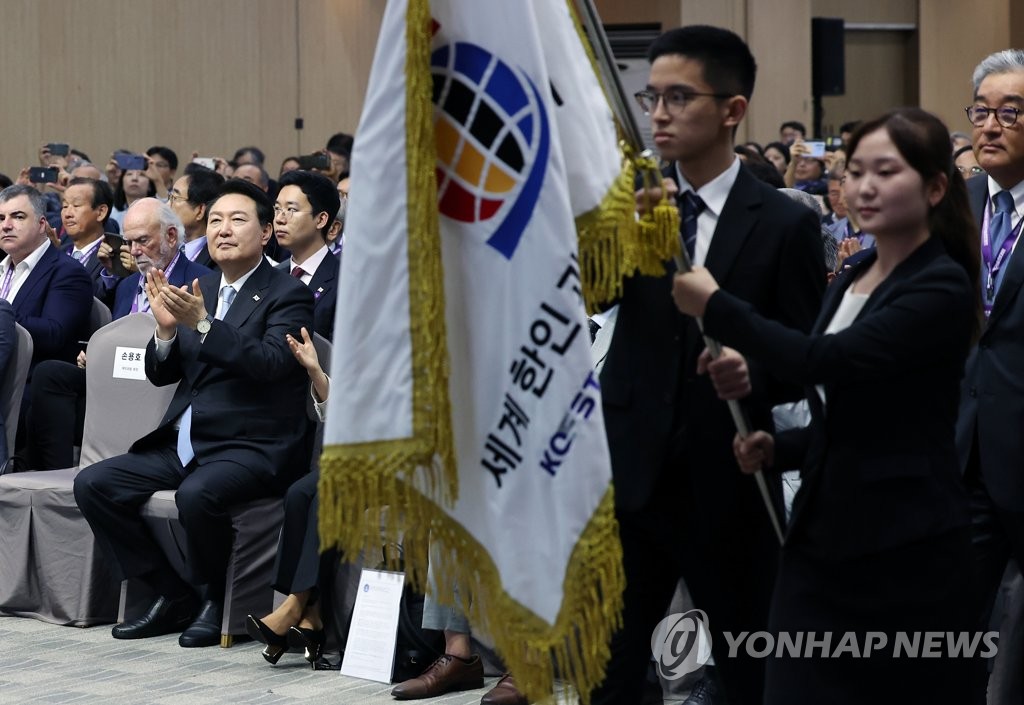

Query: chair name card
[[112, 346, 147, 380]]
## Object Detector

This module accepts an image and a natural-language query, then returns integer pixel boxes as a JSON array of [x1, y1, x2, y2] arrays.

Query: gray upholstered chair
[[0, 314, 171, 625], [89, 296, 113, 337], [0, 323, 32, 470], [120, 333, 334, 646]]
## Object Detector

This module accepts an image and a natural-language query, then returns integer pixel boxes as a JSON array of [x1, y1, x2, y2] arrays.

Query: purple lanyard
[[981, 197, 1023, 310], [0, 265, 14, 300], [69, 238, 103, 265]]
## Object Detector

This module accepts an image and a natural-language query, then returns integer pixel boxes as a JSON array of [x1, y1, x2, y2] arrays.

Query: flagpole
[[572, 0, 785, 546]]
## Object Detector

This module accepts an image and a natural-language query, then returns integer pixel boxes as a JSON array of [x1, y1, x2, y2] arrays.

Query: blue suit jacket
[[9, 243, 92, 369], [112, 258, 212, 320]]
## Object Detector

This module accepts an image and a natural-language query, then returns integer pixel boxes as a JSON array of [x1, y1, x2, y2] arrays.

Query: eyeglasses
[[957, 165, 985, 176], [273, 205, 312, 219], [167, 192, 189, 205], [965, 104, 1022, 128], [634, 87, 733, 116]]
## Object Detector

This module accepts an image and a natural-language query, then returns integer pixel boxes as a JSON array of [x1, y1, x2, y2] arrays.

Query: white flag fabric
[[320, 1, 624, 700]]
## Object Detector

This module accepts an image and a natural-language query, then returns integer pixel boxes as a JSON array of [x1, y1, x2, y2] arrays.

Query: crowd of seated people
[[1, 27, 1022, 705]]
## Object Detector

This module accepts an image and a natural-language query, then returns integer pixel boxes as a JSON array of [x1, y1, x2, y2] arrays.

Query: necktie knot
[[71, 250, 83, 261], [291, 265, 305, 278], [217, 285, 236, 320], [994, 190, 1015, 215], [679, 191, 707, 260]]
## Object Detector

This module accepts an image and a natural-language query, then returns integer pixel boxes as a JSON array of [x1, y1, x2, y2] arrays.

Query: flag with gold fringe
[[319, 1, 631, 700]]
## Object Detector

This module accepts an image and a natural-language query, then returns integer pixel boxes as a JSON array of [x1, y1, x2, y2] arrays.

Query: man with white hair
[[27, 198, 210, 470]]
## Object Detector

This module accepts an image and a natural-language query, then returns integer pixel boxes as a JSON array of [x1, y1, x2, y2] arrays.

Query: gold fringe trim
[[321, 446, 624, 705], [564, 0, 681, 312], [319, 0, 455, 546], [575, 145, 681, 313], [321, 2, 626, 701]]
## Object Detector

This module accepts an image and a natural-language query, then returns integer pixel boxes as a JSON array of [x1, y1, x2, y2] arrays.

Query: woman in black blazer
[[672, 108, 983, 704]]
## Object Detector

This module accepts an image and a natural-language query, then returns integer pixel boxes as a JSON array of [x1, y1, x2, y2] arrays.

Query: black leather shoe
[[178, 600, 223, 648], [111, 594, 197, 640]]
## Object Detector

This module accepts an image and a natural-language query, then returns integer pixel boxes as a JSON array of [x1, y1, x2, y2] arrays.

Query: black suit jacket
[[9, 243, 93, 369], [193, 242, 217, 271], [135, 259, 315, 490], [957, 176, 1024, 509], [600, 165, 826, 518], [705, 236, 974, 558], [275, 251, 339, 341]]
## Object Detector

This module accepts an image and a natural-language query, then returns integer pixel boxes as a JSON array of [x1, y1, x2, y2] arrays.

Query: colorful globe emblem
[[431, 41, 550, 259]]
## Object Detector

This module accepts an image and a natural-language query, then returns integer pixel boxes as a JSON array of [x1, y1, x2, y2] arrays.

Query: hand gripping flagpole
[[571, 0, 785, 546]]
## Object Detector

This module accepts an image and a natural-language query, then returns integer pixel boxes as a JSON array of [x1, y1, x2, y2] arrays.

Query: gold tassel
[[321, 1, 627, 702]]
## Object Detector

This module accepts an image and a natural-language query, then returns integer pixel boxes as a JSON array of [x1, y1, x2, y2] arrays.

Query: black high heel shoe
[[289, 625, 326, 667], [246, 615, 289, 665]]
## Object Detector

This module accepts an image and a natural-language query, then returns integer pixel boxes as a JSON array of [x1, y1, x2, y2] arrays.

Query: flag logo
[[431, 41, 550, 259]]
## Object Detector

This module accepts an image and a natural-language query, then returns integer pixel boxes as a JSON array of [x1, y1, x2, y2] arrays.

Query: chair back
[[0, 324, 33, 459], [78, 314, 176, 468], [309, 333, 332, 471], [89, 297, 113, 336]]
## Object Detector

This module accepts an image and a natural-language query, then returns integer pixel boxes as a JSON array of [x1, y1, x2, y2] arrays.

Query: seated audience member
[[0, 300, 15, 471], [234, 164, 270, 193], [170, 166, 225, 270], [273, 170, 341, 340], [73, 180, 315, 648], [779, 188, 840, 275], [763, 141, 790, 176], [145, 146, 178, 200], [329, 176, 350, 256], [950, 130, 973, 151], [110, 167, 157, 230], [0, 185, 93, 453], [279, 157, 301, 178], [953, 144, 984, 179], [60, 177, 117, 298], [247, 326, 332, 667], [743, 141, 763, 155], [823, 172, 846, 226], [325, 132, 354, 182], [28, 199, 211, 470], [232, 146, 266, 169], [838, 120, 861, 146], [779, 120, 806, 145], [786, 143, 828, 195]]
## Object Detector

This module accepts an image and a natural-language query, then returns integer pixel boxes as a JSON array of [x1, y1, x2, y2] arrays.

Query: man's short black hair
[[146, 146, 178, 171], [68, 177, 114, 224], [326, 132, 354, 157], [780, 120, 807, 136], [278, 170, 342, 241], [212, 178, 274, 228], [647, 25, 756, 100], [185, 169, 225, 217]]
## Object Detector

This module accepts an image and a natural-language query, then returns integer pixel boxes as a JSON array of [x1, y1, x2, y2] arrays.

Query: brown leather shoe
[[480, 673, 528, 705], [391, 654, 485, 699]]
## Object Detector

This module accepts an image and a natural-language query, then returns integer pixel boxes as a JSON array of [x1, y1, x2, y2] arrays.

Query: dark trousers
[[28, 360, 86, 470], [591, 468, 778, 705], [74, 445, 273, 602], [966, 439, 1024, 705], [272, 470, 336, 596]]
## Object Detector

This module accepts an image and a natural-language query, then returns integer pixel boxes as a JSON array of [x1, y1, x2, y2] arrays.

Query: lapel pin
[[252, 294, 261, 302]]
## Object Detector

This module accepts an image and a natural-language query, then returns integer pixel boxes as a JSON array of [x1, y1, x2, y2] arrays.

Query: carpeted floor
[[0, 616, 504, 705]]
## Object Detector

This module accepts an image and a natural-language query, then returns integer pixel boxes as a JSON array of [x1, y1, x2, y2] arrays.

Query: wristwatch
[[196, 315, 213, 335]]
